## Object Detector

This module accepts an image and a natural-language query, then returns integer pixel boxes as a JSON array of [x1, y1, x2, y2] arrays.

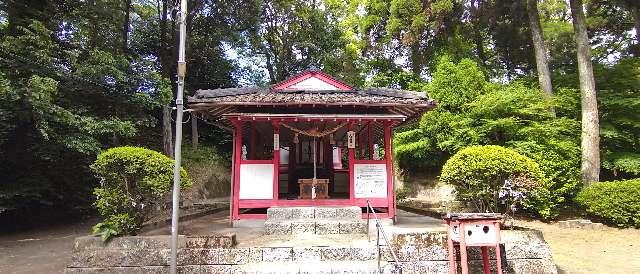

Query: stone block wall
[[65, 230, 557, 274]]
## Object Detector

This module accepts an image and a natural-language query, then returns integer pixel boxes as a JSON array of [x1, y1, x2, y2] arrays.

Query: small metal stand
[[443, 213, 503, 274]]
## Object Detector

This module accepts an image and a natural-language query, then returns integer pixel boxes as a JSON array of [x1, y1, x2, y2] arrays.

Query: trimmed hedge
[[576, 179, 640, 228], [90, 146, 191, 240], [440, 145, 547, 215]]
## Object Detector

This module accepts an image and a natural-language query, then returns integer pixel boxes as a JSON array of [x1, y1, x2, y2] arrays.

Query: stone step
[[237, 260, 400, 274], [264, 219, 367, 235], [267, 206, 362, 220], [70, 245, 397, 268], [65, 261, 401, 274]]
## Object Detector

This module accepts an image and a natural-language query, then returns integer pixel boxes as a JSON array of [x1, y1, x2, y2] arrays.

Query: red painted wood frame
[[272, 121, 280, 202], [348, 122, 355, 203], [231, 117, 398, 221], [231, 120, 242, 220], [445, 219, 503, 274], [384, 121, 395, 218]]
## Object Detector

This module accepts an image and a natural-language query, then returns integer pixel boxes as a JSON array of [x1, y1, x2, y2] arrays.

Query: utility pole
[[170, 0, 187, 272]]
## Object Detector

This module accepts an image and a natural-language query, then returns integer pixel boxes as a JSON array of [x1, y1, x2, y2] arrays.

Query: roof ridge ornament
[[272, 71, 353, 91]]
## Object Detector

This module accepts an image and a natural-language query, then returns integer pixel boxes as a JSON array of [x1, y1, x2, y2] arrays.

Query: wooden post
[[383, 121, 395, 218], [272, 120, 280, 201], [447, 221, 457, 274], [481, 246, 491, 274], [459, 222, 469, 274], [191, 115, 199, 150], [348, 122, 355, 202], [250, 121, 256, 159], [232, 121, 243, 220], [495, 222, 504, 274]]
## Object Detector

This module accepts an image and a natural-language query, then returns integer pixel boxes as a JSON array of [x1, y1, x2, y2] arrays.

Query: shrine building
[[188, 71, 435, 221]]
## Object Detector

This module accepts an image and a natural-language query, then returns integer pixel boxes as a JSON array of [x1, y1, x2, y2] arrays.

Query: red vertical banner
[[348, 122, 355, 202], [272, 120, 280, 201], [232, 120, 243, 220], [383, 121, 395, 219]]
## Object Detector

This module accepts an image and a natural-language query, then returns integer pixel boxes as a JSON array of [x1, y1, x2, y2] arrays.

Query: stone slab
[[293, 247, 322, 261], [185, 234, 236, 248], [72, 235, 184, 251], [261, 247, 293, 262], [339, 220, 367, 234], [315, 220, 340, 235], [291, 220, 316, 234], [264, 220, 292, 235], [266, 207, 292, 220], [291, 207, 315, 219], [315, 206, 361, 220], [320, 247, 377, 261], [178, 248, 250, 265]]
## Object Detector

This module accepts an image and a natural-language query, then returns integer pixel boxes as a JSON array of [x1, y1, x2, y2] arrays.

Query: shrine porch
[[229, 115, 399, 221]]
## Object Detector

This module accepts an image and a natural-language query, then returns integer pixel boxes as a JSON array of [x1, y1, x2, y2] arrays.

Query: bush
[[440, 145, 547, 216], [575, 179, 640, 228], [90, 146, 191, 240]]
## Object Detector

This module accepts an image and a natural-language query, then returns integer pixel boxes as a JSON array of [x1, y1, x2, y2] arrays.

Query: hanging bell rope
[[281, 122, 348, 138]]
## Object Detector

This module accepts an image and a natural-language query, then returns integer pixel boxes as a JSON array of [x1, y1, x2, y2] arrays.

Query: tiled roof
[[188, 87, 432, 106]]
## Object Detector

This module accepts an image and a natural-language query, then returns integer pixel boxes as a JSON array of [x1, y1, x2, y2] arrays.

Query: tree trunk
[[410, 45, 422, 75], [191, 114, 198, 150], [162, 105, 173, 158], [122, 0, 131, 52], [157, 0, 175, 158], [471, 0, 487, 67], [527, 0, 554, 99], [570, 0, 600, 186], [633, 6, 640, 57]]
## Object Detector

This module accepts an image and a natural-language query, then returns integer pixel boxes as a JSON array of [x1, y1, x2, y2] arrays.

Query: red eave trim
[[273, 71, 353, 91]]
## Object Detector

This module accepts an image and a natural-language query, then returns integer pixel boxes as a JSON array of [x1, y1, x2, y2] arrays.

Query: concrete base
[[264, 207, 366, 235]]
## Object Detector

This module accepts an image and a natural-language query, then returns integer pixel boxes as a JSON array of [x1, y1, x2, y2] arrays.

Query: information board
[[239, 164, 274, 199], [354, 163, 387, 198]]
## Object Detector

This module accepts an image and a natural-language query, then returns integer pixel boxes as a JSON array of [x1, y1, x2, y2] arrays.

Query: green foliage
[[91, 213, 139, 241], [576, 179, 640, 228], [427, 56, 489, 111], [394, 57, 581, 218], [90, 146, 191, 240], [440, 145, 546, 214], [181, 144, 232, 200], [596, 58, 640, 178]]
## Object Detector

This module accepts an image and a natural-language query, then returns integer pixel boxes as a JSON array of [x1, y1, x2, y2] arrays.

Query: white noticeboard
[[354, 163, 387, 198], [239, 164, 274, 199]]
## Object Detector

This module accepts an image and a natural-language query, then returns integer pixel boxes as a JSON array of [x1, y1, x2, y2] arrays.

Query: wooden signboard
[[354, 163, 387, 198], [239, 164, 274, 199], [347, 131, 356, 148]]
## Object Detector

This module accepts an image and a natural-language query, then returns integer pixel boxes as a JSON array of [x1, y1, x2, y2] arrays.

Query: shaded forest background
[[0, 0, 638, 217]]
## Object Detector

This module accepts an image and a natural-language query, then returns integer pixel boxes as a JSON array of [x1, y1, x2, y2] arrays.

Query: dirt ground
[[1, 211, 639, 274], [514, 219, 640, 274], [0, 215, 95, 274]]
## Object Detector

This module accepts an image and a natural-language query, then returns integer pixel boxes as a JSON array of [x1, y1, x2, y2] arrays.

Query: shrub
[[575, 179, 640, 228], [90, 146, 191, 240], [440, 145, 547, 216]]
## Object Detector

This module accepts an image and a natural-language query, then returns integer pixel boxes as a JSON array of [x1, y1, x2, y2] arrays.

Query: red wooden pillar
[[272, 120, 280, 201], [348, 122, 355, 202], [367, 122, 374, 159], [383, 121, 395, 218], [232, 120, 243, 220]]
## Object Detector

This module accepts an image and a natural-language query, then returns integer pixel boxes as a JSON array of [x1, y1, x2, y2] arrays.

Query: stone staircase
[[65, 230, 558, 274], [264, 206, 367, 235]]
